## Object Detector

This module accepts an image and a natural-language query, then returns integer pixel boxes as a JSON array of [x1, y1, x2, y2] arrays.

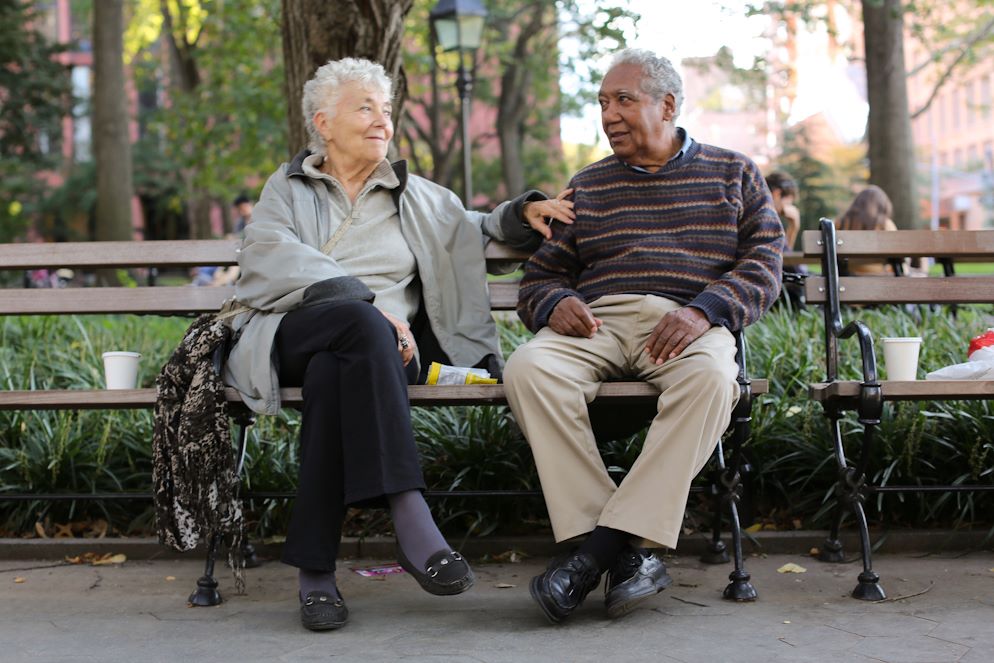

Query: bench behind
[[800, 219, 994, 601]]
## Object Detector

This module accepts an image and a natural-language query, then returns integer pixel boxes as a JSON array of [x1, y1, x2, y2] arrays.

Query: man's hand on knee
[[549, 296, 603, 338], [645, 306, 711, 364]]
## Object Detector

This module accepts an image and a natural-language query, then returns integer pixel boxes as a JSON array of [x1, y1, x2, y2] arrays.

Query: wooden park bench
[[0, 238, 768, 604], [803, 220, 994, 600]]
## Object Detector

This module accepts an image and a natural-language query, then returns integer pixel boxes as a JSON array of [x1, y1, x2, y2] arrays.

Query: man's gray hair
[[609, 48, 684, 119], [301, 58, 393, 156]]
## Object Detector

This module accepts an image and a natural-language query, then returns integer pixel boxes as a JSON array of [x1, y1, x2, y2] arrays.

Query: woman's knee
[[312, 300, 397, 350]]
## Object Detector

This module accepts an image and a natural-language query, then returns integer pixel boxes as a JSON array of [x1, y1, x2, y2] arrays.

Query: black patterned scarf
[[153, 314, 244, 593]]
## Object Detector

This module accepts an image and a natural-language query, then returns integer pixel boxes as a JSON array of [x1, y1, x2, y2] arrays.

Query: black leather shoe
[[604, 548, 672, 618], [300, 590, 348, 631], [529, 552, 601, 624], [397, 547, 475, 596]]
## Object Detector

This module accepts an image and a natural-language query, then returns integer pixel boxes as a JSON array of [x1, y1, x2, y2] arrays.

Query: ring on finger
[[399, 335, 410, 350]]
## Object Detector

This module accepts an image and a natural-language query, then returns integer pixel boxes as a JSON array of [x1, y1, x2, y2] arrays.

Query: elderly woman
[[223, 58, 572, 631]]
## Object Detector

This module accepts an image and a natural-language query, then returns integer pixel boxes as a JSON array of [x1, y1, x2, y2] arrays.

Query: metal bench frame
[[803, 220, 994, 600]]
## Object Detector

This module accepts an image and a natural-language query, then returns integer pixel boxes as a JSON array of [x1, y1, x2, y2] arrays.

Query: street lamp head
[[429, 0, 488, 52]]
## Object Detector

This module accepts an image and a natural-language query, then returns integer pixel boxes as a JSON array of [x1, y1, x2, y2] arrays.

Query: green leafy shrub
[[2, 304, 994, 539]]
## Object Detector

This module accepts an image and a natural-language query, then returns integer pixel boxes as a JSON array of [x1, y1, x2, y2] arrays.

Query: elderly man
[[504, 48, 783, 623]]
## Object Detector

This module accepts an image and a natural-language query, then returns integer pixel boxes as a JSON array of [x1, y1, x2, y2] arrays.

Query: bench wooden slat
[[809, 380, 994, 403], [804, 276, 994, 305], [0, 286, 236, 315], [801, 229, 994, 258], [0, 240, 531, 271], [0, 379, 769, 411], [0, 240, 240, 269]]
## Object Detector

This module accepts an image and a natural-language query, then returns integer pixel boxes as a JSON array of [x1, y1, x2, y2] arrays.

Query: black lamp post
[[429, 0, 488, 206]]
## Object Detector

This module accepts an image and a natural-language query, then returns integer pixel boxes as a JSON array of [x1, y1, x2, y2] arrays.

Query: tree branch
[[907, 16, 994, 78], [909, 16, 994, 119]]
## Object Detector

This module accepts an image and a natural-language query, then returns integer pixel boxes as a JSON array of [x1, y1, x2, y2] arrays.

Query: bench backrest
[[0, 240, 530, 315], [802, 227, 994, 306]]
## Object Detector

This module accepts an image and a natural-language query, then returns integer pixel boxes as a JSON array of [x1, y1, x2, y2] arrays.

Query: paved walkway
[[2, 551, 993, 662]]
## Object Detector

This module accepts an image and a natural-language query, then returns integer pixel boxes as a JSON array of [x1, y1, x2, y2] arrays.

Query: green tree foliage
[[775, 124, 867, 230], [399, 0, 637, 206], [0, 0, 73, 242], [129, 0, 286, 238]]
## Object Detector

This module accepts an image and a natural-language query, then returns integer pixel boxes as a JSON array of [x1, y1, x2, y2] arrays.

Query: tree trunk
[[281, 0, 414, 159], [863, 0, 919, 228], [160, 1, 212, 239], [497, 3, 552, 197], [92, 0, 133, 245]]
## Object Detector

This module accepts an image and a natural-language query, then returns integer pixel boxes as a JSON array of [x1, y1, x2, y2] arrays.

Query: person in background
[[766, 171, 806, 305], [837, 185, 904, 275], [232, 193, 254, 234], [211, 195, 256, 286], [765, 171, 800, 251]]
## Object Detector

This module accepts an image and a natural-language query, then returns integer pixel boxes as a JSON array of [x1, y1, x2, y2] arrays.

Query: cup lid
[[102, 351, 142, 358], [880, 337, 922, 342]]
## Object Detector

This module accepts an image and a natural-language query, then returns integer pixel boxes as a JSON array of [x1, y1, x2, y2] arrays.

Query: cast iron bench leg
[[817, 407, 886, 600], [818, 413, 848, 564], [722, 396, 757, 602], [188, 411, 255, 606]]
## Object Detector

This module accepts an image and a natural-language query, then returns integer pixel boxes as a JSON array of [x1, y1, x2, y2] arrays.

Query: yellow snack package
[[425, 361, 498, 385]]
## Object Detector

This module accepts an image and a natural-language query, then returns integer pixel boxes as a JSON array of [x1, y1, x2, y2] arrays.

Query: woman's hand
[[522, 188, 575, 239], [380, 310, 416, 366]]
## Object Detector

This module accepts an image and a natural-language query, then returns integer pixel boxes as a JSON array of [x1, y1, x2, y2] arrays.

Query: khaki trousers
[[504, 294, 739, 549]]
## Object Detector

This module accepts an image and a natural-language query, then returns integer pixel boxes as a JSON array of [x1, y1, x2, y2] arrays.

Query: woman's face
[[316, 81, 394, 165]]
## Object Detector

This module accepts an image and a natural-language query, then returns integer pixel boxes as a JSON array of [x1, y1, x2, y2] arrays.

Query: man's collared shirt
[[626, 127, 693, 174]]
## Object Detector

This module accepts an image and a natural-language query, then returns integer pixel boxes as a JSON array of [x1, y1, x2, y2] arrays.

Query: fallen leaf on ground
[[34, 521, 48, 539], [745, 523, 763, 533], [53, 523, 74, 538], [494, 583, 516, 589], [165, 576, 176, 581], [14, 577, 25, 583], [64, 552, 126, 566], [490, 549, 526, 564], [783, 620, 791, 624], [777, 563, 807, 574], [809, 547, 820, 557]]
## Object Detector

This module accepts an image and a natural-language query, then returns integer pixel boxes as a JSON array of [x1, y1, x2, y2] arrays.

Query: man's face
[[598, 63, 674, 163]]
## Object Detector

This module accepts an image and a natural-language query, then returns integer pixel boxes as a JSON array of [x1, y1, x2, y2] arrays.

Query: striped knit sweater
[[518, 141, 784, 333]]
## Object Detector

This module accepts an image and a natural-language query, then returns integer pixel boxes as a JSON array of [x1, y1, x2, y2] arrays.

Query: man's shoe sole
[[529, 575, 564, 625], [605, 572, 673, 618]]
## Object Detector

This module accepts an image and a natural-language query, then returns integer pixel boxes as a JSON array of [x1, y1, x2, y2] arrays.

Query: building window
[[966, 81, 976, 125], [938, 91, 946, 131], [952, 88, 961, 129], [983, 75, 992, 120]]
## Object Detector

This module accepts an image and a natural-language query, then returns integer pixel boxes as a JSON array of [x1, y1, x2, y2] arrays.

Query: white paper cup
[[102, 351, 141, 390], [881, 337, 922, 381]]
